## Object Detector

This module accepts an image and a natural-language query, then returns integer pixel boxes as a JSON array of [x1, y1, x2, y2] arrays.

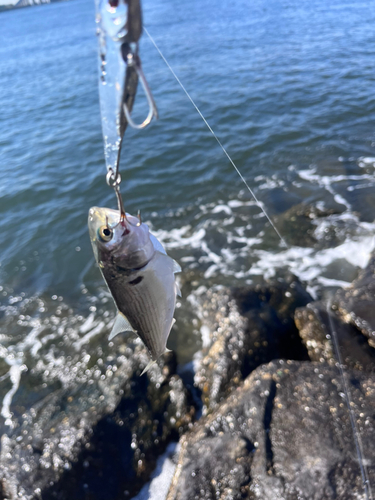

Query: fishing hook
[[106, 169, 126, 221], [114, 184, 126, 221], [121, 45, 158, 130], [99, 0, 157, 223]]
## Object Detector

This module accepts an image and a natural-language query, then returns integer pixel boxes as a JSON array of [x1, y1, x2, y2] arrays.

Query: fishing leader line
[[145, 27, 373, 499], [327, 298, 373, 500], [144, 27, 288, 249]]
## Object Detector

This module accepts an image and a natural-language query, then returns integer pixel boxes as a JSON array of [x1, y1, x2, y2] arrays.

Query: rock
[[295, 302, 375, 372], [333, 251, 375, 347], [0, 342, 195, 500], [274, 203, 344, 248], [167, 360, 375, 500], [295, 248, 375, 372], [195, 276, 311, 414]]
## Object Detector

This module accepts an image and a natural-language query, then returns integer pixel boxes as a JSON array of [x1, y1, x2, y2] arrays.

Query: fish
[[88, 206, 181, 374]]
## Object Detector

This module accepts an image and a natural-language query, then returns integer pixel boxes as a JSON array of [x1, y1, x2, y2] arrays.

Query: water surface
[[0, 0, 375, 416]]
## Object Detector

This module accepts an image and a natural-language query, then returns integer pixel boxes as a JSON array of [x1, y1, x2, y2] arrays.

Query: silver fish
[[88, 206, 181, 373]]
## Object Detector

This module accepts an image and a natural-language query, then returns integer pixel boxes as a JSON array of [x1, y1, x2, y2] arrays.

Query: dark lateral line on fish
[[129, 276, 144, 285]]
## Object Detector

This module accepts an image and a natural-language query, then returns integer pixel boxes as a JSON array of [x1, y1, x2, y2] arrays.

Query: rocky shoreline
[[1, 255, 375, 499]]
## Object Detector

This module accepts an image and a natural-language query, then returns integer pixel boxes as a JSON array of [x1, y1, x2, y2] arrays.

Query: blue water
[[0, 0, 375, 388]]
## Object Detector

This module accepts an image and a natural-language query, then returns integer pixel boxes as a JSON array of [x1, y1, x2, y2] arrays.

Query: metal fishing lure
[[90, 0, 180, 374]]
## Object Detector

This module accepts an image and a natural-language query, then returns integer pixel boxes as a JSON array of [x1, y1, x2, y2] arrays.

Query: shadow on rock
[[195, 274, 311, 414]]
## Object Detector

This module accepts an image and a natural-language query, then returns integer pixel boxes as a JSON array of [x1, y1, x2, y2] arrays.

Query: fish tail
[[140, 348, 172, 375], [141, 359, 158, 375]]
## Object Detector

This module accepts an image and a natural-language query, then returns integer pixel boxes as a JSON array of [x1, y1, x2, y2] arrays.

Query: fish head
[[88, 207, 155, 269]]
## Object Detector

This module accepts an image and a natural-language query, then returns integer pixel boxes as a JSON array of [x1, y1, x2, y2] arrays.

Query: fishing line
[[327, 298, 373, 500], [145, 27, 373, 497], [144, 27, 288, 249]]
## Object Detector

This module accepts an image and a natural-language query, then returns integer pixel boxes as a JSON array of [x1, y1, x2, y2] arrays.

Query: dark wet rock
[[295, 302, 375, 372], [333, 251, 375, 347], [257, 187, 301, 216], [195, 275, 311, 414], [0, 344, 195, 500], [167, 360, 375, 500], [345, 185, 375, 223], [295, 248, 375, 372], [274, 203, 344, 247]]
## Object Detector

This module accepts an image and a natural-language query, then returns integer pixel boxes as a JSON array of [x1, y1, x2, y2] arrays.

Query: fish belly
[[106, 251, 177, 359]]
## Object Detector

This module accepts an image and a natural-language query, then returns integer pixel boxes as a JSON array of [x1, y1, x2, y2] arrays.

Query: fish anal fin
[[109, 312, 137, 341]]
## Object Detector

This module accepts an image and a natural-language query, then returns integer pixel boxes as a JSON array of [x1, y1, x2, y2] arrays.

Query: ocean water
[[0, 0, 375, 424]]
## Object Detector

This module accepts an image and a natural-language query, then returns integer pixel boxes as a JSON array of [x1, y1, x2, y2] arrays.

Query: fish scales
[[103, 258, 174, 357]]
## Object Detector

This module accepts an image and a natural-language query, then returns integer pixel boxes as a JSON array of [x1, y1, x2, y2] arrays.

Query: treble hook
[[109, 173, 142, 228], [106, 169, 126, 221], [114, 184, 126, 221]]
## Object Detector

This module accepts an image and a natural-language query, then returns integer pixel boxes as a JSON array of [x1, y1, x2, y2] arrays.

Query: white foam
[[251, 235, 375, 285], [1, 361, 24, 428], [227, 199, 256, 208], [204, 264, 219, 279], [131, 442, 179, 500], [152, 225, 206, 250], [358, 157, 375, 166], [333, 194, 350, 209], [79, 313, 96, 334], [347, 183, 373, 192], [297, 169, 375, 211], [258, 178, 285, 190], [317, 277, 351, 288], [73, 321, 106, 350], [212, 204, 232, 215], [148, 192, 375, 289]]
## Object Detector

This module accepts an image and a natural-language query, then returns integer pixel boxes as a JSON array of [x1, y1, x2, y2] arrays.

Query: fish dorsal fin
[[109, 312, 137, 340], [149, 234, 167, 255], [173, 260, 181, 273]]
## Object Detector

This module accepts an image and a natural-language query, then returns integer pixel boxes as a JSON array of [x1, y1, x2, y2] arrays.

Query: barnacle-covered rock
[[0, 342, 195, 500], [295, 248, 375, 372], [195, 275, 311, 414], [168, 361, 375, 500]]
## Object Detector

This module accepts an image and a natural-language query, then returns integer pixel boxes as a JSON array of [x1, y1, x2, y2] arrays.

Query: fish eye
[[98, 226, 113, 242]]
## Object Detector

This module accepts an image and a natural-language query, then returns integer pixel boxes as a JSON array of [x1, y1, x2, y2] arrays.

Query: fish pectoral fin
[[175, 282, 182, 297], [172, 259, 181, 274], [109, 312, 137, 340]]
